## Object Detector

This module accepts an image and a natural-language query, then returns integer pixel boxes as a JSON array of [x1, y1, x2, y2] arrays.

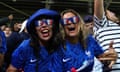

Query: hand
[[98, 41, 117, 69], [107, 41, 117, 61], [17, 23, 22, 29], [98, 41, 117, 61], [107, 41, 117, 68], [8, 14, 13, 20]]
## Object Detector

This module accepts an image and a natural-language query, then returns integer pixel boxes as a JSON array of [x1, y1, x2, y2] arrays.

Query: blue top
[[11, 39, 63, 72], [0, 31, 7, 54], [62, 35, 104, 72]]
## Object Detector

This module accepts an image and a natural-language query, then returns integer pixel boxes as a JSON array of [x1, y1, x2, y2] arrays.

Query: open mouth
[[68, 27, 75, 31], [41, 29, 49, 37]]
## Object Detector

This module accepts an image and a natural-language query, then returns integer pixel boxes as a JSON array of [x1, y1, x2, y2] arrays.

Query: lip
[[40, 27, 49, 32], [67, 26, 76, 32], [40, 28, 50, 37]]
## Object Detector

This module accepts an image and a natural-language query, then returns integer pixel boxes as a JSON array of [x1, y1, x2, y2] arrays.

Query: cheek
[[49, 26, 53, 33], [49, 25, 53, 30], [75, 24, 79, 31], [35, 27, 39, 32], [35, 27, 41, 36]]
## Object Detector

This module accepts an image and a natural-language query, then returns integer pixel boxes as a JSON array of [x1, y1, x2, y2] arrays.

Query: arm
[[0, 14, 13, 26], [0, 54, 4, 67], [0, 17, 9, 26], [92, 35, 117, 68], [94, 0, 104, 19], [98, 41, 117, 68], [0, 31, 7, 67], [7, 40, 27, 72], [94, 0, 109, 30], [0, 31, 7, 54], [98, 50, 117, 69], [6, 64, 17, 72], [98, 41, 117, 61]]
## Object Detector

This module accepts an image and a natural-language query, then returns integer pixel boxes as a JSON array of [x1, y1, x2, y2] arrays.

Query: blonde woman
[[60, 9, 117, 72]]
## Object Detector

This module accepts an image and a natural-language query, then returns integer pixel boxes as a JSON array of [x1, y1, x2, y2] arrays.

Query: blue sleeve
[[11, 41, 27, 69], [89, 35, 104, 57], [0, 31, 7, 54]]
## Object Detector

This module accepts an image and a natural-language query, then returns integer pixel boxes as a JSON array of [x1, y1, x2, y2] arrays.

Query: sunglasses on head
[[35, 19, 53, 27], [61, 16, 80, 25]]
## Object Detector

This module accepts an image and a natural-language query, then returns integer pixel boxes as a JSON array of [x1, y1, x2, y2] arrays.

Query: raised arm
[[94, 0, 104, 19], [93, 0, 109, 30], [0, 14, 13, 26]]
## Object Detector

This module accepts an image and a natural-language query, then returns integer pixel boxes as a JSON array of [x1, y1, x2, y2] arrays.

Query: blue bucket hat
[[26, 8, 60, 33]]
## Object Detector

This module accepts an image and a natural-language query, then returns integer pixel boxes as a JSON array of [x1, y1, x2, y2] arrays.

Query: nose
[[67, 20, 72, 24], [90, 25, 93, 29], [41, 22, 47, 27]]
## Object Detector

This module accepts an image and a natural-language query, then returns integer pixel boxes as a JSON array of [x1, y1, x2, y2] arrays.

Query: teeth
[[42, 29, 48, 33]]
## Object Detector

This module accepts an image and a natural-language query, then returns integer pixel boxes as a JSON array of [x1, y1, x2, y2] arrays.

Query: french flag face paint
[[61, 16, 80, 25], [35, 19, 53, 27]]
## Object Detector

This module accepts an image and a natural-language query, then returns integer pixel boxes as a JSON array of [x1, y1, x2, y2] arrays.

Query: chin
[[69, 34, 77, 37], [42, 37, 51, 41]]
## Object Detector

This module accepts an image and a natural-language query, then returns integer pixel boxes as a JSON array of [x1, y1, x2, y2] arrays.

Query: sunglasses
[[61, 16, 80, 25], [35, 19, 53, 27]]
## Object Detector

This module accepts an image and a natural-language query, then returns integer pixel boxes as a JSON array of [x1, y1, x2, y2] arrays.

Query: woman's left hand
[[98, 41, 117, 68]]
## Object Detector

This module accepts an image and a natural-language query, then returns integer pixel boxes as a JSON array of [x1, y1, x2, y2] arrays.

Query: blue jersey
[[11, 39, 63, 72], [0, 31, 7, 54], [62, 35, 104, 72]]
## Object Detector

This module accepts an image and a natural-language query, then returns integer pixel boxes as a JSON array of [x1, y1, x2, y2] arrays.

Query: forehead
[[63, 12, 76, 18], [85, 22, 93, 26]]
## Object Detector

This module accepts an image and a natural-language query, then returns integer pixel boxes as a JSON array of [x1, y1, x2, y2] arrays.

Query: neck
[[39, 40, 48, 46], [66, 36, 79, 44]]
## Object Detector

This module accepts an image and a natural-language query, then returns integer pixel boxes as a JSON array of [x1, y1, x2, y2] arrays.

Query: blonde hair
[[60, 9, 90, 49]]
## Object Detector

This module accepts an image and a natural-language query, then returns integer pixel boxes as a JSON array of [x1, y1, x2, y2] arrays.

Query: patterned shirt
[[94, 14, 120, 72]]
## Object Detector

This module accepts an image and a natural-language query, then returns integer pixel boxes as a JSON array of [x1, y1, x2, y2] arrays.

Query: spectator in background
[[94, 0, 120, 72], [0, 14, 13, 71], [0, 14, 13, 26], [83, 15, 94, 35], [3, 26, 12, 37], [0, 25, 6, 31], [4, 20, 29, 69], [10, 22, 22, 32], [0, 30, 7, 71], [84, 15, 103, 72]]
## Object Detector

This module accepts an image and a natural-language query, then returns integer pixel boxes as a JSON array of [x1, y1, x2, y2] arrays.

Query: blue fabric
[[83, 15, 93, 23], [4, 32, 29, 68], [62, 35, 104, 72], [11, 39, 63, 72], [0, 31, 7, 54], [26, 8, 60, 33]]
